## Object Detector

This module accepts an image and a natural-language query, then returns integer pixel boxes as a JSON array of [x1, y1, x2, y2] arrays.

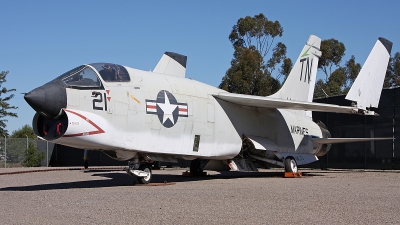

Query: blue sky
[[1, 1, 399, 134]]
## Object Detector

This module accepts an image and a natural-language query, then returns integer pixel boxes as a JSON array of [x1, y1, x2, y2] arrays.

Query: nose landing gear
[[137, 165, 152, 184], [126, 159, 153, 184]]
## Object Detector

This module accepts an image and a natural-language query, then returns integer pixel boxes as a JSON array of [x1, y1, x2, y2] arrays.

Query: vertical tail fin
[[345, 37, 392, 110], [270, 35, 322, 103], [153, 52, 187, 77]]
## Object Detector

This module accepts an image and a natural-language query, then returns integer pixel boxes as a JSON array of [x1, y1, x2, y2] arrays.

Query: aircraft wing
[[311, 137, 393, 144], [213, 92, 372, 115]]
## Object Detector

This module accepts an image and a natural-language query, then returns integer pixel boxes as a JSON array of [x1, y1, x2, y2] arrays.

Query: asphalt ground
[[0, 167, 399, 224]]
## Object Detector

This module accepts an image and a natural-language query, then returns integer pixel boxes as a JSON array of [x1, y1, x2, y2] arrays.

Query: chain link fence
[[0, 138, 53, 168]]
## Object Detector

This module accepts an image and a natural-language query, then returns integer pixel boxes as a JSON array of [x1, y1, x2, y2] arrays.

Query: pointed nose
[[24, 81, 67, 118]]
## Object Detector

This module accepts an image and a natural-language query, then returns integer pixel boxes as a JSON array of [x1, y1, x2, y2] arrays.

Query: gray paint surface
[[0, 168, 399, 224]]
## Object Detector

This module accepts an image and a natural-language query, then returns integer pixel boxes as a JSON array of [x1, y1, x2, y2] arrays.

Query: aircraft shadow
[[0, 170, 318, 191], [0, 172, 131, 191], [151, 171, 322, 183]]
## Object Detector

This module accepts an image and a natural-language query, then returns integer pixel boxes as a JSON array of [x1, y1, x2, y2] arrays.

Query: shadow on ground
[[0, 170, 319, 191]]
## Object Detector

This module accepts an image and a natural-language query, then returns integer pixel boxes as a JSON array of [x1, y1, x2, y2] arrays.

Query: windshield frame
[[54, 65, 104, 90]]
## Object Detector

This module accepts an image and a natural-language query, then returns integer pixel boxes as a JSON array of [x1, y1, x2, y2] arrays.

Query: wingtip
[[378, 37, 393, 55]]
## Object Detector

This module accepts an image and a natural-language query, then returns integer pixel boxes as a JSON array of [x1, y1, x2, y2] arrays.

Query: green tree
[[314, 80, 329, 98], [221, 13, 285, 96], [266, 42, 287, 75], [220, 46, 280, 96], [384, 52, 400, 88], [228, 13, 284, 61], [343, 55, 361, 92], [278, 58, 293, 82], [23, 142, 44, 167], [9, 125, 38, 166], [0, 71, 18, 136], [314, 55, 361, 98], [326, 67, 347, 96], [318, 39, 346, 81], [11, 124, 36, 138], [314, 39, 362, 98]]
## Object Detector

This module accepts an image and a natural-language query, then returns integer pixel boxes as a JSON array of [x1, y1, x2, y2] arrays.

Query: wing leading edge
[[213, 92, 371, 115]]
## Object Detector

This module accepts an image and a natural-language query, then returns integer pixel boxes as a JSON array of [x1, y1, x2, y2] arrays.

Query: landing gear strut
[[189, 159, 207, 176], [83, 150, 89, 169]]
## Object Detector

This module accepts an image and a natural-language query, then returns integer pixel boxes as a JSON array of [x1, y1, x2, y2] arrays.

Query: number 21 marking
[[92, 92, 108, 111]]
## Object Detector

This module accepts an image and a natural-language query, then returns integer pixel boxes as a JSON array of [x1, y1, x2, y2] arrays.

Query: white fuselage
[[54, 66, 324, 162]]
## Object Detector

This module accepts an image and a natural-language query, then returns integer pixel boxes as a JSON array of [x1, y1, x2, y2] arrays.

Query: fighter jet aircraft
[[25, 35, 392, 184]]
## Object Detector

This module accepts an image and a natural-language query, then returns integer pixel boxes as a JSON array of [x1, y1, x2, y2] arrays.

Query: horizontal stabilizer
[[213, 92, 370, 114], [311, 137, 393, 144], [153, 52, 187, 77]]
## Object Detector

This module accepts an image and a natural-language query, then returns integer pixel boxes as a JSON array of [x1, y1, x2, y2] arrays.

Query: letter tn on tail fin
[[346, 37, 392, 112], [270, 35, 322, 103]]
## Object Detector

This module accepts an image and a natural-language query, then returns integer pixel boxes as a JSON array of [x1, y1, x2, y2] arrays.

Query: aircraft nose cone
[[24, 88, 44, 109], [24, 81, 67, 118]]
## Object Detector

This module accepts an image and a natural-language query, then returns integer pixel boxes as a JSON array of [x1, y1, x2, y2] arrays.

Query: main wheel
[[137, 165, 152, 184], [190, 159, 203, 176], [284, 157, 298, 173]]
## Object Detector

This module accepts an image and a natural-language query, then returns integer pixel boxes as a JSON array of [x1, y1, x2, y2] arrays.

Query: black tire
[[190, 159, 203, 176], [137, 165, 152, 184], [84, 160, 89, 169], [152, 161, 161, 170], [284, 157, 298, 173]]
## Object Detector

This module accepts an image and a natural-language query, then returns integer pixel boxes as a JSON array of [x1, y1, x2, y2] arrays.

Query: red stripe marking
[[179, 108, 188, 112], [147, 105, 157, 109], [62, 109, 105, 137]]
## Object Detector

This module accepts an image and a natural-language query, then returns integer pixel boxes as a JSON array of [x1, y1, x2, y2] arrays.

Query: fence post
[[25, 135, 28, 149], [3, 135, 6, 168]]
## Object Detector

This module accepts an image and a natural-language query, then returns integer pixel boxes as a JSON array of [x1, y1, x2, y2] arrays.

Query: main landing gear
[[83, 150, 89, 169], [284, 157, 298, 173], [126, 159, 153, 184], [189, 159, 208, 176]]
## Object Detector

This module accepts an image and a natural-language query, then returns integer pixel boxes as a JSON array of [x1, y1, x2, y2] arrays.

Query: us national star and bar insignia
[[146, 90, 188, 128]]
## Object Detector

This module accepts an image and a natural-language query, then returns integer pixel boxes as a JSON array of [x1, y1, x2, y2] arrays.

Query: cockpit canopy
[[56, 63, 130, 88], [90, 63, 130, 82]]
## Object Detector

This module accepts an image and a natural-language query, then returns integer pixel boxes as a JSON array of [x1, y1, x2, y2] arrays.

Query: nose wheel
[[126, 161, 153, 184], [137, 165, 152, 184]]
